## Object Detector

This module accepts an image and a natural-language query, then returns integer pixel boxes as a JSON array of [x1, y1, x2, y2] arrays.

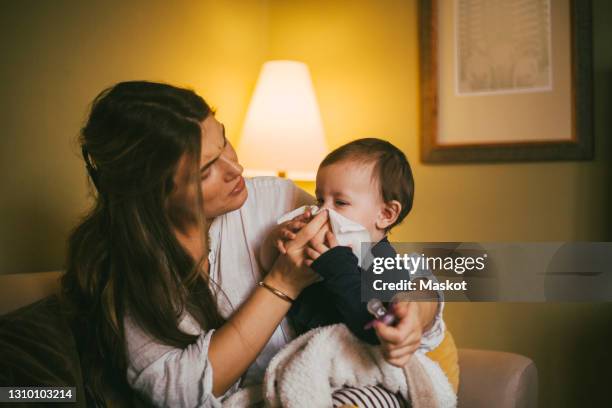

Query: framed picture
[[419, 0, 593, 163]]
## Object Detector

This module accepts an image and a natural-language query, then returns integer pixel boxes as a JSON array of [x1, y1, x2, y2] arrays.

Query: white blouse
[[124, 177, 445, 407]]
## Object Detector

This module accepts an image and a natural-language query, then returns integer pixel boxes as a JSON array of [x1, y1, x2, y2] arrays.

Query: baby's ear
[[376, 200, 402, 230]]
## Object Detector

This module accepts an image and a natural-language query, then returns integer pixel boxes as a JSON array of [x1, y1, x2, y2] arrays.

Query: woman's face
[[198, 115, 248, 218], [170, 115, 247, 226]]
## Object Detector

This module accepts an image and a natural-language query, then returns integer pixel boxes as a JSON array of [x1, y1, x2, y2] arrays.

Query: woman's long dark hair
[[60, 81, 225, 400]]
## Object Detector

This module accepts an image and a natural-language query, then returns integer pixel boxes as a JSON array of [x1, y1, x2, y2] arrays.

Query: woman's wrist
[[263, 271, 302, 300], [408, 300, 438, 332], [393, 290, 439, 332], [264, 254, 308, 300], [257, 281, 295, 303]]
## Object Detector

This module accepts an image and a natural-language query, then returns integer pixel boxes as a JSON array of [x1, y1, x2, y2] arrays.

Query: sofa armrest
[[0, 271, 62, 315], [458, 348, 538, 408]]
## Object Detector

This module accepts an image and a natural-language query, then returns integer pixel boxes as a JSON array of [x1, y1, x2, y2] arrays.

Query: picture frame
[[419, 0, 593, 163]]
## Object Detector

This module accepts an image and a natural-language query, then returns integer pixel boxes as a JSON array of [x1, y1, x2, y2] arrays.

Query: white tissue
[[277, 205, 371, 267]]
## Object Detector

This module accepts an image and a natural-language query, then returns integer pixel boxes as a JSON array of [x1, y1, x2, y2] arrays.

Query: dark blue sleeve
[[309, 246, 380, 345], [288, 282, 341, 335]]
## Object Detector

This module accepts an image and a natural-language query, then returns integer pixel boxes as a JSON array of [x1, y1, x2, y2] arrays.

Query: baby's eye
[[335, 200, 348, 206]]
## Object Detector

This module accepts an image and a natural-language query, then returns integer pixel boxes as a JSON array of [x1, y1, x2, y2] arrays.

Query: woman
[[61, 81, 442, 407]]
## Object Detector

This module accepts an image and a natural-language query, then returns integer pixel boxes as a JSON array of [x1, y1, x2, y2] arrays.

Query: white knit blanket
[[223, 324, 456, 408]]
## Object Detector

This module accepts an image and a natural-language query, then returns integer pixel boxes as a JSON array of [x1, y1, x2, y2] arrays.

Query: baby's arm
[[306, 233, 379, 344]]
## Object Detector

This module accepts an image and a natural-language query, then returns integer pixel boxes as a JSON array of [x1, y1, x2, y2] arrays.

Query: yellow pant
[[426, 329, 460, 393]]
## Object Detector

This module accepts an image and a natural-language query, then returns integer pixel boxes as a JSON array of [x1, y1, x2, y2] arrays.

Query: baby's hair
[[319, 138, 414, 232]]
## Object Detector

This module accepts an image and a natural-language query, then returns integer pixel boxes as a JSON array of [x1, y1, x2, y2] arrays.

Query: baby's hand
[[275, 209, 314, 254], [304, 230, 338, 267]]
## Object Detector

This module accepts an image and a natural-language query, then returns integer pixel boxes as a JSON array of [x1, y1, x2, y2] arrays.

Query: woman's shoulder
[[239, 177, 309, 232], [244, 176, 314, 218], [244, 177, 297, 210], [245, 176, 295, 194]]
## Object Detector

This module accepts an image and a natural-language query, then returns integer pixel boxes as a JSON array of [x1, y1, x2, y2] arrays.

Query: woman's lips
[[230, 176, 245, 196]]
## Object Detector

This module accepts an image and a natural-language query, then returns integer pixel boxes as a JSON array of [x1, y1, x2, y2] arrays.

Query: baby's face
[[315, 160, 385, 242]]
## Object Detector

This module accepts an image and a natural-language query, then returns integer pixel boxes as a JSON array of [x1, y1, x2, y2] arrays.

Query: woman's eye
[[201, 171, 211, 180], [335, 200, 348, 206]]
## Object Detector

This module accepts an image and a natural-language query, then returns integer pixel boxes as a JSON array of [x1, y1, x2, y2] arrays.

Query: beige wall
[[1, 0, 611, 406], [278, 0, 611, 244], [276, 2, 612, 406], [0, 0, 269, 273]]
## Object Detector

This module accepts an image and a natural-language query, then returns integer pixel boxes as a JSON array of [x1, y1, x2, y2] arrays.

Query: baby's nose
[[318, 202, 332, 211]]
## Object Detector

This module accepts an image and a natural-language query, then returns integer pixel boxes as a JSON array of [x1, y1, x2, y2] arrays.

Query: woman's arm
[[208, 210, 328, 396], [208, 259, 305, 396], [125, 270, 302, 405], [373, 299, 440, 367], [126, 210, 329, 407]]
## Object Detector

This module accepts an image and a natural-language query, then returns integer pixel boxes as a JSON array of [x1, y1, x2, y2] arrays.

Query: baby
[[265, 137, 436, 346]]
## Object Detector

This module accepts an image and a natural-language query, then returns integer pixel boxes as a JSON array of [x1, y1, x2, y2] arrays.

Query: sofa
[[0, 271, 538, 407]]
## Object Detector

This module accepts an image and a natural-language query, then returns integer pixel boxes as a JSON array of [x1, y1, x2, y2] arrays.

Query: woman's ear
[[376, 200, 402, 231]]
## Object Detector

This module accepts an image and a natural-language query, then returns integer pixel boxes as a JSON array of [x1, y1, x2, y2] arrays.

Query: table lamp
[[237, 60, 327, 180]]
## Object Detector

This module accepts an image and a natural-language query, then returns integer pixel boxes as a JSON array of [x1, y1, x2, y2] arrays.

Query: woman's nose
[[220, 154, 243, 180]]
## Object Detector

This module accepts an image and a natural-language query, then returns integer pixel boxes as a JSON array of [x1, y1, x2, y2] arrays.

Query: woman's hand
[[260, 209, 315, 272], [373, 299, 438, 367], [373, 302, 423, 367], [274, 209, 314, 254], [265, 209, 330, 298]]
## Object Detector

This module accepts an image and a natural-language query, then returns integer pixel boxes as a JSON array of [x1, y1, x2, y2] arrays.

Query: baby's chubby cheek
[[341, 207, 374, 230]]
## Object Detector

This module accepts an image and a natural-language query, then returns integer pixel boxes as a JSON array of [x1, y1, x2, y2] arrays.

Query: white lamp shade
[[238, 60, 327, 180]]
